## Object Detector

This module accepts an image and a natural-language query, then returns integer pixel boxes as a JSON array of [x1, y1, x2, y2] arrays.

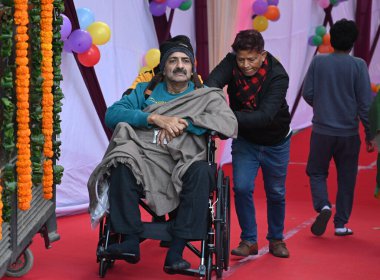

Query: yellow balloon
[[252, 15, 269, 32], [145, 48, 160, 69], [87, 21, 111, 45], [139, 66, 152, 73]]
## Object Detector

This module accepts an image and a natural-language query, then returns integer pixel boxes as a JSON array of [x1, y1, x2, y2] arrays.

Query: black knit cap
[[159, 35, 195, 72]]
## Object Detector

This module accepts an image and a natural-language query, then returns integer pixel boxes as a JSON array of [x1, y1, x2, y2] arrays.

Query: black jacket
[[205, 52, 291, 146]]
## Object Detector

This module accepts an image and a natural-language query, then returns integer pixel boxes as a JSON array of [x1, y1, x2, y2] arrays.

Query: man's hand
[[366, 140, 376, 153], [148, 114, 188, 138], [157, 129, 172, 145]]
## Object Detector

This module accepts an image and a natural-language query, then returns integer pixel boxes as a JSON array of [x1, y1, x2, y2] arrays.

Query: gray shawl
[[87, 87, 238, 218]]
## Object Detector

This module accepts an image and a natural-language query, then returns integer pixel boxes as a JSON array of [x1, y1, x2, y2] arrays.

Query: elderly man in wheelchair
[[87, 35, 238, 277]]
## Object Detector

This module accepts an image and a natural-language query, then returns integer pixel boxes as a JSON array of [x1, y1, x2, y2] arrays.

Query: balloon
[[76, 8, 95, 29], [87, 21, 111, 45], [371, 83, 377, 93], [252, 0, 268, 15], [330, 0, 340, 6], [252, 15, 269, 32], [267, 0, 279, 5], [315, 25, 327, 37], [264, 5, 280, 21], [68, 29, 92, 53], [139, 66, 152, 74], [145, 48, 161, 69], [308, 36, 315, 46], [77, 44, 100, 67], [149, 1, 167, 16], [317, 0, 330, 9], [318, 45, 330, 54], [167, 0, 183, 9], [63, 39, 72, 52], [60, 14, 72, 41], [322, 33, 331, 45], [312, 35, 323, 46], [376, 84, 380, 93], [179, 0, 192, 10], [154, 0, 166, 3]]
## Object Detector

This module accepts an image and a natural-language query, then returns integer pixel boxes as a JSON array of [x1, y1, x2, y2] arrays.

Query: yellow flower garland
[[41, 0, 54, 200], [0, 184, 3, 240], [14, 0, 32, 211]]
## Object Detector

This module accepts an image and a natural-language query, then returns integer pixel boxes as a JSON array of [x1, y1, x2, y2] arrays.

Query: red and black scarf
[[232, 57, 269, 110]]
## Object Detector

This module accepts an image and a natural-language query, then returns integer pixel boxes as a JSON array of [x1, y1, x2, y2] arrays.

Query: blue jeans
[[232, 136, 291, 242]]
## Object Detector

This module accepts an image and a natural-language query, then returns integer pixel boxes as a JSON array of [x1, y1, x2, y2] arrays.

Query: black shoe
[[104, 239, 140, 264], [163, 259, 191, 274], [311, 209, 332, 236]]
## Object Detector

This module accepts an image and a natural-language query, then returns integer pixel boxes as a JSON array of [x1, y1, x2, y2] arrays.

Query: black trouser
[[108, 161, 216, 240], [306, 132, 360, 228]]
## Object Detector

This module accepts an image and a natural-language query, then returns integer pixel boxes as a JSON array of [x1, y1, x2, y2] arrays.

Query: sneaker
[[231, 240, 258, 257], [269, 240, 289, 258], [334, 227, 353, 236], [311, 208, 332, 236]]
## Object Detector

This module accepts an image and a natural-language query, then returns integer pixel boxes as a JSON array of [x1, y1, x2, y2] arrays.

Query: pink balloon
[[317, 0, 330, 9]]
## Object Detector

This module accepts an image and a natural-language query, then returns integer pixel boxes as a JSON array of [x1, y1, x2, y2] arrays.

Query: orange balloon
[[318, 45, 330, 54], [372, 83, 378, 92], [327, 45, 334, 53], [322, 33, 331, 45], [264, 5, 280, 21]]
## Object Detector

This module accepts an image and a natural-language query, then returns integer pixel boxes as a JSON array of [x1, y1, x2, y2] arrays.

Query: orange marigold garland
[[14, 0, 33, 211], [41, 0, 54, 200]]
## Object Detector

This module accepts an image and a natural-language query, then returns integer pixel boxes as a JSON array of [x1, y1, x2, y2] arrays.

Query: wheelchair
[[95, 132, 231, 279]]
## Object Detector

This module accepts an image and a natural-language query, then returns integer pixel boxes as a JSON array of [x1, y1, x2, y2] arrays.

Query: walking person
[[302, 19, 375, 237]]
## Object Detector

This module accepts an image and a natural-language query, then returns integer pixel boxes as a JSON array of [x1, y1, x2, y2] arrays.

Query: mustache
[[173, 68, 187, 75]]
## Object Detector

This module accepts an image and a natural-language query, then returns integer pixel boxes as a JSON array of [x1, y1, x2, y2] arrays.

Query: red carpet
[[4, 127, 380, 280]]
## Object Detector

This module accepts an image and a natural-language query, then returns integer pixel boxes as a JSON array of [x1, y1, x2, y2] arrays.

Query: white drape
[[56, 0, 379, 215]]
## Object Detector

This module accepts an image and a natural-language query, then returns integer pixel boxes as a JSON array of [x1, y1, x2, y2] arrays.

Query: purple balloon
[[149, 1, 167, 16], [60, 14, 72, 41], [63, 39, 72, 52], [167, 0, 183, 9], [308, 36, 314, 46], [267, 0, 279, 5], [252, 0, 268, 15], [68, 29, 92, 54]]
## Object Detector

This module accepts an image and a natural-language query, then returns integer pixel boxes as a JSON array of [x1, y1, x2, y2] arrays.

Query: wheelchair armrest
[[208, 130, 228, 140]]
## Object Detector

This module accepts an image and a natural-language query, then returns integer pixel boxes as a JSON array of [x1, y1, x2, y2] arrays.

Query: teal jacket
[[105, 82, 207, 135]]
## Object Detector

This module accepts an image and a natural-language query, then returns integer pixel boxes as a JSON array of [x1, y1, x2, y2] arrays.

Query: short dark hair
[[330, 19, 359, 51], [231, 29, 265, 53]]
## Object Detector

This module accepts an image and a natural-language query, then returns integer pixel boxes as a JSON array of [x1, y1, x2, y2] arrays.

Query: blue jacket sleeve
[[185, 119, 208, 135], [105, 83, 150, 130], [302, 58, 315, 106]]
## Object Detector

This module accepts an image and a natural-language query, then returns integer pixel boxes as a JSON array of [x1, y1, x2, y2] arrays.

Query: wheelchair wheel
[[206, 252, 213, 280], [214, 169, 225, 278], [223, 176, 231, 270]]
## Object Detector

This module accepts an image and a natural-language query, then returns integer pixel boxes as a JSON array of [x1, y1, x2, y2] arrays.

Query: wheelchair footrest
[[140, 222, 172, 241]]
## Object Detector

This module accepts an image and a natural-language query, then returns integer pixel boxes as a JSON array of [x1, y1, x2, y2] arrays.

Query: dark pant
[[306, 132, 360, 228], [108, 161, 215, 240]]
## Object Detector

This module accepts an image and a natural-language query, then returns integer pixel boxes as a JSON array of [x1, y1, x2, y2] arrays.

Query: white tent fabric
[[56, 0, 380, 216]]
